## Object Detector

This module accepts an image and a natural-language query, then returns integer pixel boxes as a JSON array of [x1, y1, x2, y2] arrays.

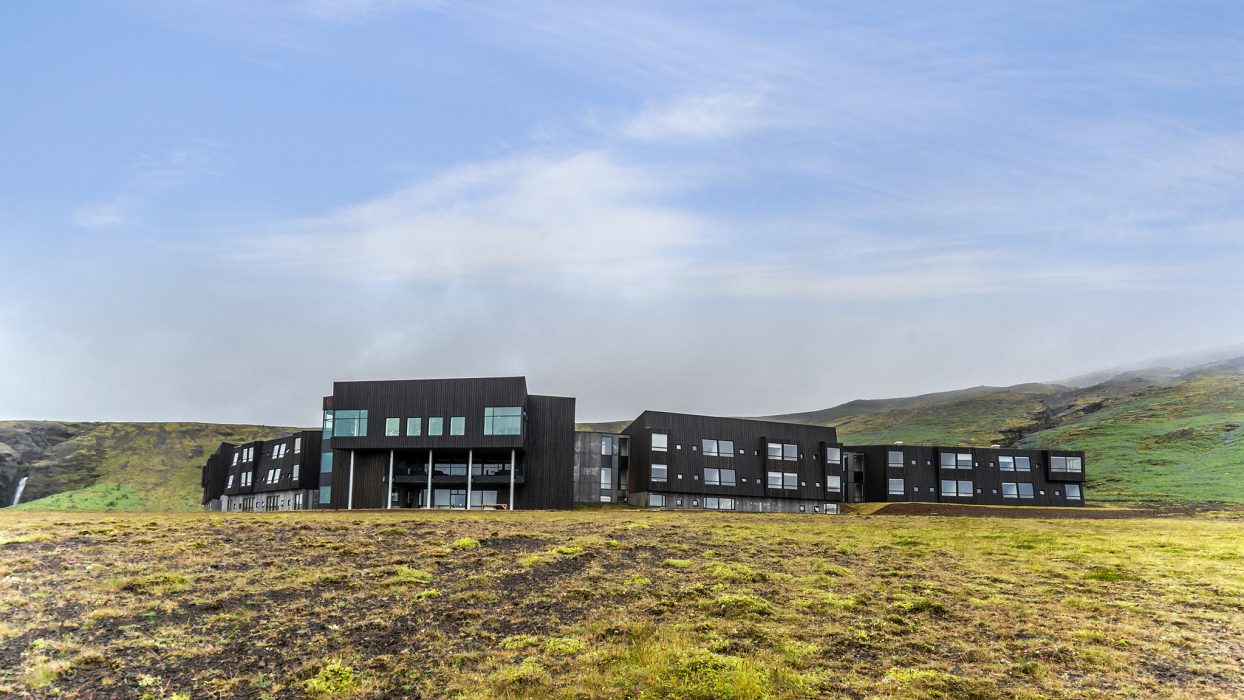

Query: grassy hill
[[0, 422, 300, 511], [1, 508, 1240, 698]]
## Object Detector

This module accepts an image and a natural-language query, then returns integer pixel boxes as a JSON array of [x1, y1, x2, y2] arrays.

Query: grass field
[[1, 508, 1242, 699]]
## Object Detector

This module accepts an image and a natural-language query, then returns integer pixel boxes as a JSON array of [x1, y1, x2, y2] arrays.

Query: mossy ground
[[1, 508, 1241, 698]]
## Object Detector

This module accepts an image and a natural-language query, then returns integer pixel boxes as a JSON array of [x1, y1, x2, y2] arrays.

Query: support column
[[387, 449, 394, 509], [425, 449, 433, 509], [347, 450, 355, 510], [509, 448, 516, 510], [466, 449, 474, 510]]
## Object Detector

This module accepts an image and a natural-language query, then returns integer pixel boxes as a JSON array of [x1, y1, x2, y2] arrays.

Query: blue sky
[[1, 1, 1242, 425]]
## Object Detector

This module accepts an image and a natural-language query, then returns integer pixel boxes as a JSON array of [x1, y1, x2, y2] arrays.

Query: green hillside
[[0, 422, 300, 511]]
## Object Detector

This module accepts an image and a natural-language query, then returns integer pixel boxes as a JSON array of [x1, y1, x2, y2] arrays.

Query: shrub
[[415, 588, 440, 599], [500, 634, 540, 650], [386, 566, 433, 586], [303, 661, 358, 697], [451, 537, 481, 549], [705, 562, 761, 583], [700, 593, 772, 618], [545, 637, 585, 655], [663, 558, 692, 568]]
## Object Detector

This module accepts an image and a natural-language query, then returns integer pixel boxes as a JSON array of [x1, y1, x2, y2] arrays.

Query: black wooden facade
[[850, 444, 1087, 506], [622, 411, 847, 513], [202, 430, 322, 511], [319, 377, 575, 510]]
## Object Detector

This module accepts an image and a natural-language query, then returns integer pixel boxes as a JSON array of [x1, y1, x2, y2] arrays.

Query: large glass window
[[1002, 482, 1018, 498], [484, 407, 523, 435], [651, 433, 668, 451], [704, 467, 720, 485], [1065, 484, 1082, 500], [651, 464, 668, 482], [767, 471, 783, 489], [294, 437, 301, 454], [385, 417, 400, 437], [783, 444, 798, 461], [1017, 483, 1035, 498], [428, 417, 444, 436], [705, 496, 718, 509], [767, 442, 783, 460], [1051, 456, 1083, 473], [940, 452, 956, 468], [319, 485, 331, 504], [957, 480, 973, 497], [322, 411, 334, 436], [650, 493, 666, 507], [1014, 456, 1031, 471], [999, 455, 1015, 471], [406, 417, 421, 436], [783, 472, 798, 490], [956, 453, 973, 468], [600, 467, 612, 490], [940, 480, 957, 497], [720, 469, 736, 486], [602, 436, 613, 455], [826, 447, 841, 464], [889, 451, 905, 468], [320, 453, 333, 474], [888, 478, 904, 496], [719, 440, 734, 456], [333, 410, 369, 437], [450, 416, 465, 436], [826, 475, 842, 492], [702, 439, 718, 456]]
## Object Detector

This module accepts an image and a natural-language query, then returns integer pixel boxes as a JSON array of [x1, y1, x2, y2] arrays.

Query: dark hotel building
[[202, 376, 1085, 512]]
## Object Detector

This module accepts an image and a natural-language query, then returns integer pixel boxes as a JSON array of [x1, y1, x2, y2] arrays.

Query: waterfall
[[10, 476, 27, 507]]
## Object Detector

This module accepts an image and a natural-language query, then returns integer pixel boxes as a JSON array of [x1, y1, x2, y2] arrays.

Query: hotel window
[[957, 480, 973, 497], [602, 436, 613, 456], [1051, 456, 1083, 473], [232, 451, 239, 466], [450, 416, 465, 436], [652, 433, 668, 451], [650, 493, 666, 508], [702, 439, 717, 456], [273, 443, 287, 459], [1017, 483, 1035, 498], [999, 455, 1015, 471], [783, 472, 798, 490], [888, 478, 905, 496], [385, 418, 400, 437], [483, 407, 522, 435], [600, 495, 611, 503], [957, 453, 973, 469], [719, 498, 735, 510], [651, 464, 668, 482], [826, 475, 842, 493], [940, 480, 956, 497], [940, 452, 956, 469], [319, 485, 331, 503], [888, 451, 905, 468], [783, 444, 798, 461], [719, 440, 734, 456], [601, 467, 612, 490], [322, 410, 334, 436], [292, 464, 300, 481], [1065, 484, 1082, 500], [705, 497, 719, 509], [294, 437, 301, 453], [406, 417, 421, 436], [1014, 456, 1031, 471], [767, 471, 783, 489], [826, 447, 841, 464], [226, 475, 234, 489], [332, 410, 369, 438], [767, 442, 783, 460], [428, 417, 444, 436], [294, 493, 304, 509], [320, 453, 333, 474], [1002, 482, 1018, 499], [703, 468, 737, 487]]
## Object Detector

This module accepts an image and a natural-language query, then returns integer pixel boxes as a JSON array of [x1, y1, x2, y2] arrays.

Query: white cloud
[[238, 150, 704, 287], [621, 92, 769, 141], [71, 144, 226, 230]]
